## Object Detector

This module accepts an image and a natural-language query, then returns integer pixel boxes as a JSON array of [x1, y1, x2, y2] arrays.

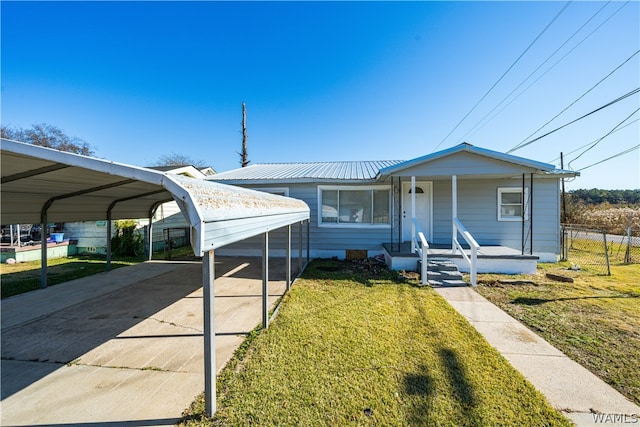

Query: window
[[498, 187, 529, 221], [319, 186, 390, 227], [256, 187, 289, 196]]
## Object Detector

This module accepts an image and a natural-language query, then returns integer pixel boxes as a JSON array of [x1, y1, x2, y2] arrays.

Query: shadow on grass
[[404, 349, 478, 426], [439, 348, 478, 423], [512, 294, 639, 306]]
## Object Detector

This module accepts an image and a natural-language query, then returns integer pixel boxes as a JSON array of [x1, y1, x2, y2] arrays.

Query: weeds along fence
[[562, 225, 640, 275]]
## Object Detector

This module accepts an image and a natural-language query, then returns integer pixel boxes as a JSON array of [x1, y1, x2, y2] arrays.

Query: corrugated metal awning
[[1, 139, 310, 256]]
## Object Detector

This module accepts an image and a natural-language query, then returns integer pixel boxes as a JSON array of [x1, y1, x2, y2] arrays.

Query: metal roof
[[1, 139, 309, 255], [377, 143, 576, 177], [209, 160, 404, 183]]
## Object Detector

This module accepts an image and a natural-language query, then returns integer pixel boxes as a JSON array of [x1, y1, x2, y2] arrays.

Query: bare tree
[[239, 101, 250, 167], [1, 123, 94, 155], [153, 152, 209, 169]]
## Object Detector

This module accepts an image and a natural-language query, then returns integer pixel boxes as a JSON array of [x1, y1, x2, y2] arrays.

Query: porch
[[382, 242, 539, 276]]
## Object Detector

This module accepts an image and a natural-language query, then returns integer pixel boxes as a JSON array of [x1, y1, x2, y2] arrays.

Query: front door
[[402, 181, 432, 242]]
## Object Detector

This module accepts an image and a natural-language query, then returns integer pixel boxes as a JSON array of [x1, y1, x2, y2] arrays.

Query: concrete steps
[[421, 258, 468, 287]]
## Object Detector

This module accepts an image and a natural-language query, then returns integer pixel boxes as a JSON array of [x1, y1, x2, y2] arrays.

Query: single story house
[[208, 143, 578, 276]]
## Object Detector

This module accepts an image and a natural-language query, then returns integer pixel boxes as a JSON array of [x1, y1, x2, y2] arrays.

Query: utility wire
[[455, 1, 611, 145], [511, 49, 639, 152], [507, 87, 640, 153], [567, 106, 640, 169], [472, 0, 630, 143], [431, 1, 572, 152], [548, 118, 639, 163], [577, 144, 639, 171]]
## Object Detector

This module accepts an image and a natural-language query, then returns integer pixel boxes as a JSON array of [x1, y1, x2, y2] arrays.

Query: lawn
[[0, 255, 141, 298], [181, 258, 570, 426], [0, 246, 196, 299], [475, 261, 640, 406]]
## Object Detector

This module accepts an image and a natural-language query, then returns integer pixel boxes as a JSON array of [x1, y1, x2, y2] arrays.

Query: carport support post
[[40, 217, 48, 289], [203, 250, 216, 417], [298, 221, 303, 273], [262, 231, 269, 329], [106, 210, 113, 271], [286, 225, 291, 291]]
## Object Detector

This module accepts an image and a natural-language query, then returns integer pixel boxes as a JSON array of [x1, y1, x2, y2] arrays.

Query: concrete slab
[[1, 257, 296, 427], [434, 287, 640, 427]]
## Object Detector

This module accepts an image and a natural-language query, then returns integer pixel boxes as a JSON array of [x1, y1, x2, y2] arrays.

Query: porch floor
[[382, 242, 539, 275], [382, 242, 538, 259]]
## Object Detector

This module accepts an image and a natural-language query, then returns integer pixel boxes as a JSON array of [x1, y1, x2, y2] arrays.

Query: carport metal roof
[[1, 138, 310, 255], [2, 138, 310, 417]]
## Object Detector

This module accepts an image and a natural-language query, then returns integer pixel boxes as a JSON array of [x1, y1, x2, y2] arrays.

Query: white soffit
[[1, 139, 310, 256]]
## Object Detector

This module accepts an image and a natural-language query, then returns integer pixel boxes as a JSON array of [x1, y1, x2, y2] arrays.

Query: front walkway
[[1, 258, 291, 426], [435, 287, 640, 427]]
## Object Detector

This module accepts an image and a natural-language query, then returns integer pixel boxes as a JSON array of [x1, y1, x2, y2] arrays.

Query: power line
[[455, 1, 612, 145], [507, 87, 640, 153], [512, 49, 639, 152], [548, 118, 639, 163], [577, 144, 639, 171], [431, 1, 572, 152], [469, 0, 631, 143], [567, 106, 640, 169]]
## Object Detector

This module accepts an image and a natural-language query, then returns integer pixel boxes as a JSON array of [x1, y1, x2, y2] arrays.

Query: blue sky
[[2, 1, 639, 190]]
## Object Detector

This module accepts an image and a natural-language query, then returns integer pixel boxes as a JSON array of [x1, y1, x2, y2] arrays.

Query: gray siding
[[430, 177, 560, 255], [219, 183, 391, 255], [219, 178, 561, 259]]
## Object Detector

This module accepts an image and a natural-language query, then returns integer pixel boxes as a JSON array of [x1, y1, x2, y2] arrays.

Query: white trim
[[317, 185, 391, 229], [498, 187, 529, 221]]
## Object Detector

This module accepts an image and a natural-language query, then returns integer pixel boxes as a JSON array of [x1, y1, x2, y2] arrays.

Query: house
[[208, 143, 578, 277]]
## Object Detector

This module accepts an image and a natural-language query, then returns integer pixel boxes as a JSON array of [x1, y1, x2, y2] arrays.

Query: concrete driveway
[[1, 257, 295, 426]]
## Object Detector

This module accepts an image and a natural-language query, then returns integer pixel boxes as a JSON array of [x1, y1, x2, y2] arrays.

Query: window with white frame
[[498, 187, 529, 221], [319, 186, 390, 227]]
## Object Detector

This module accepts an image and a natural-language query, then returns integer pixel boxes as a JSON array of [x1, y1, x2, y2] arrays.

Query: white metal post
[[203, 250, 216, 416], [452, 175, 457, 254], [286, 225, 291, 291], [262, 231, 269, 329]]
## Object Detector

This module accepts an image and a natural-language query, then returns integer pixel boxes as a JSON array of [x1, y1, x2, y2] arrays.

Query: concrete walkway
[[435, 286, 640, 427], [1, 258, 293, 427]]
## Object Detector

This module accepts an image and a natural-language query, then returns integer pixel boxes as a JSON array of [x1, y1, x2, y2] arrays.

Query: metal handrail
[[412, 218, 429, 285], [452, 217, 479, 286]]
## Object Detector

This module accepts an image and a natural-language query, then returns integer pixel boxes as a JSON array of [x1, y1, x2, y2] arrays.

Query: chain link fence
[[562, 225, 640, 275]]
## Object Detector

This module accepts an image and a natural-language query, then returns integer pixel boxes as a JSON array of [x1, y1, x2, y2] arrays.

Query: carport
[[0, 138, 310, 416]]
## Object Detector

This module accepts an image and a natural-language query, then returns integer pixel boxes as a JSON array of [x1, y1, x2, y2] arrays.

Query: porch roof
[[377, 143, 578, 179]]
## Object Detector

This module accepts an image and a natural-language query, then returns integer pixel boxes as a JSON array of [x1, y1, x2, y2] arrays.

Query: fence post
[[625, 226, 631, 264], [602, 230, 611, 276]]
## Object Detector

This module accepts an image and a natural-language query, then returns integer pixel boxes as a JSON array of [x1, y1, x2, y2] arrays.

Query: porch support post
[[148, 212, 154, 261], [203, 250, 216, 417], [411, 176, 416, 253], [262, 231, 269, 329], [452, 175, 457, 254], [286, 225, 291, 291]]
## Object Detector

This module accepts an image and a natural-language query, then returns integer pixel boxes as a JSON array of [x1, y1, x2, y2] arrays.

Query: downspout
[[452, 175, 457, 254]]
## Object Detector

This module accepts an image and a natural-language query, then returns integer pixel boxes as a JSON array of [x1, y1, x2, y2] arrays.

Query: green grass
[[0, 255, 141, 298], [181, 259, 570, 426], [475, 262, 640, 406]]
